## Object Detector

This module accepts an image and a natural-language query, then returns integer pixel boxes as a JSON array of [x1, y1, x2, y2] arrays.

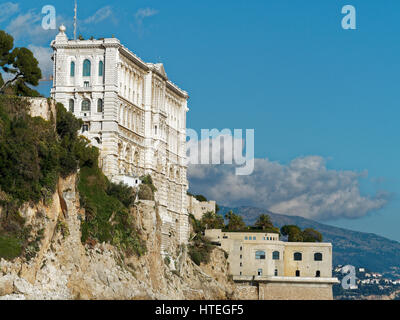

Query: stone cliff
[[0, 174, 235, 300]]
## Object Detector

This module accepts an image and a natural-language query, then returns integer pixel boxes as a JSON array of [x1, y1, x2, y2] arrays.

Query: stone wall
[[28, 98, 56, 122], [259, 282, 333, 300], [232, 282, 333, 300]]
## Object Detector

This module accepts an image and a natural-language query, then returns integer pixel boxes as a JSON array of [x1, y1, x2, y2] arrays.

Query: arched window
[[272, 251, 280, 260], [70, 61, 75, 77], [81, 99, 91, 111], [274, 269, 278, 276], [314, 253, 323, 261], [83, 59, 91, 77], [255, 251, 266, 260], [69, 99, 74, 113], [294, 252, 302, 261], [296, 270, 300, 277], [316, 270, 321, 277], [97, 99, 103, 112], [99, 60, 104, 76]]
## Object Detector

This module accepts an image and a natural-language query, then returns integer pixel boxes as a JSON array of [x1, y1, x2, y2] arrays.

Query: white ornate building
[[50, 26, 190, 248]]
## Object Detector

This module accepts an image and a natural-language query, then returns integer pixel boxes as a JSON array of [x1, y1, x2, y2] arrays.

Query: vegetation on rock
[[0, 94, 146, 259], [78, 166, 146, 257]]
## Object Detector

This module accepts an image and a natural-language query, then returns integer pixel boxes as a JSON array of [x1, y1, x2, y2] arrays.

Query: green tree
[[255, 214, 274, 230], [302, 228, 323, 242], [0, 30, 42, 96], [201, 211, 224, 229], [224, 210, 246, 231], [281, 225, 323, 242], [195, 194, 207, 202], [281, 225, 303, 242]]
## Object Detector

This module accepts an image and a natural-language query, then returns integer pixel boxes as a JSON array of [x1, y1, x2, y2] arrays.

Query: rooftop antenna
[[73, 0, 77, 40]]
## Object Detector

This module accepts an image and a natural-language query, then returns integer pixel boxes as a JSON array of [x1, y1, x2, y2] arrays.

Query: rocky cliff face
[[0, 174, 235, 300]]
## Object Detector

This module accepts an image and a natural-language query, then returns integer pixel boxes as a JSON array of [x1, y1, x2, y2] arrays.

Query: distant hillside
[[219, 206, 400, 274]]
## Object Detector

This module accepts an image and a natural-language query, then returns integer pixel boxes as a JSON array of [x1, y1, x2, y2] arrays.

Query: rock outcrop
[[0, 174, 235, 300]]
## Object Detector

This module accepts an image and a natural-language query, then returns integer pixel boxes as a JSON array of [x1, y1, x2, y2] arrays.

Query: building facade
[[187, 195, 216, 220], [50, 26, 190, 248], [205, 229, 339, 300]]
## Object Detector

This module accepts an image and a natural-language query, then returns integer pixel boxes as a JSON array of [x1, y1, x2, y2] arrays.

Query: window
[[255, 251, 266, 260], [294, 252, 302, 261], [69, 99, 74, 113], [314, 253, 323, 261], [296, 270, 300, 277], [257, 269, 263, 276], [240, 255, 242, 259], [81, 99, 91, 111], [83, 59, 91, 76], [97, 99, 103, 112], [240, 262, 242, 267], [274, 269, 278, 276], [272, 251, 280, 260], [82, 124, 89, 132], [240, 246, 242, 251], [70, 61, 75, 77], [316, 270, 321, 278], [99, 60, 104, 76], [244, 236, 248, 240], [253, 236, 256, 240], [84, 81, 90, 88]]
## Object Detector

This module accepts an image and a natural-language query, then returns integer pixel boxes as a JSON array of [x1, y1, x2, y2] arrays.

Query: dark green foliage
[[281, 225, 323, 242], [140, 174, 157, 192], [302, 228, 323, 242], [0, 96, 145, 260], [56, 102, 99, 177], [106, 182, 136, 208], [188, 214, 214, 266], [0, 30, 42, 96], [138, 184, 154, 200], [0, 96, 59, 206], [189, 213, 203, 234], [224, 210, 246, 231], [195, 194, 207, 202], [0, 235, 23, 260], [138, 174, 157, 200], [79, 166, 146, 257], [201, 211, 224, 229]]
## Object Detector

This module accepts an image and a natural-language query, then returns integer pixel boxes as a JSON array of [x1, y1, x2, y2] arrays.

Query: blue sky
[[1, 0, 400, 241]]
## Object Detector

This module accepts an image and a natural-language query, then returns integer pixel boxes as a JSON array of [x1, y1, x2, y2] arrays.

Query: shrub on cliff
[[106, 181, 136, 208], [0, 97, 145, 259], [188, 214, 214, 266], [78, 166, 146, 257]]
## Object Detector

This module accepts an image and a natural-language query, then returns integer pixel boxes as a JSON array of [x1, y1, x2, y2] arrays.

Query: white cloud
[[135, 8, 159, 24], [188, 156, 390, 221], [132, 7, 158, 35], [84, 6, 113, 24], [27, 45, 52, 78], [6, 10, 55, 44], [0, 2, 19, 23]]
